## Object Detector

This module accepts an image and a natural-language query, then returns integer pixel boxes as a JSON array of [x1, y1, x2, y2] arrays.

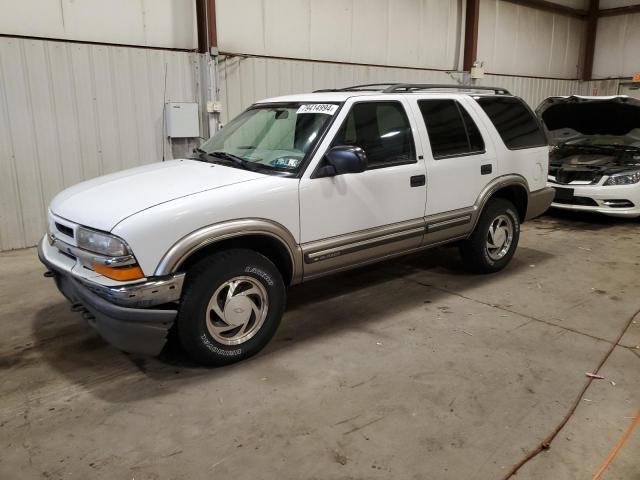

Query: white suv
[[39, 83, 554, 365]]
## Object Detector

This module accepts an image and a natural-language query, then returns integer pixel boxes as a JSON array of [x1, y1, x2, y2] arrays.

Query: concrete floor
[[1, 211, 638, 480]]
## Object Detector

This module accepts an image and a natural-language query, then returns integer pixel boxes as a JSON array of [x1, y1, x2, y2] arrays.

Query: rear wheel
[[460, 198, 520, 273], [177, 249, 286, 366]]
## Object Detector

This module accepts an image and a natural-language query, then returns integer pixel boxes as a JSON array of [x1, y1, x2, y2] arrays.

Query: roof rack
[[383, 83, 511, 95], [313, 83, 511, 95], [313, 83, 399, 93]]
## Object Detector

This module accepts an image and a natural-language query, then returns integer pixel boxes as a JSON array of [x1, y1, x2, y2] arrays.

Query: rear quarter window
[[475, 96, 547, 150]]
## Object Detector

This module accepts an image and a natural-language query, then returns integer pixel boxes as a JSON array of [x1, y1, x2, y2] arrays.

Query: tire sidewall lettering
[[200, 333, 242, 356], [244, 266, 274, 286]]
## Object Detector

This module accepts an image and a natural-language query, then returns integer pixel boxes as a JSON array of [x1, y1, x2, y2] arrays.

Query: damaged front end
[[549, 143, 640, 186], [536, 95, 640, 216]]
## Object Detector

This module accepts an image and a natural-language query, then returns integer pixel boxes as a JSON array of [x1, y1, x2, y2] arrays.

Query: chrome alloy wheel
[[486, 214, 514, 261], [206, 276, 269, 345]]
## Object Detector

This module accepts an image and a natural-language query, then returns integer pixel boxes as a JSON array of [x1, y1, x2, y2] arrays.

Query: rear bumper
[[38, 239, 178, 355], [525, 187, 555, 220]]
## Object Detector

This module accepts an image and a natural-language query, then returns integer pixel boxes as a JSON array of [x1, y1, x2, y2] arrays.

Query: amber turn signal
[[92, 263, 145, 281]]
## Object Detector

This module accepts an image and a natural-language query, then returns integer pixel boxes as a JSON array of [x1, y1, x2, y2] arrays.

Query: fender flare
[[154, 218, 303, 284], [470, 174, 530, 230]]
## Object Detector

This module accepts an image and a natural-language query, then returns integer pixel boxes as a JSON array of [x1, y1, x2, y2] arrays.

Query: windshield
[[198, 103, 339, 174]]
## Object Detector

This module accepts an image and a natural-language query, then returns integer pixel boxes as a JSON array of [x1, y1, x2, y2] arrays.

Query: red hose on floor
[[499, 308, 640, 480]]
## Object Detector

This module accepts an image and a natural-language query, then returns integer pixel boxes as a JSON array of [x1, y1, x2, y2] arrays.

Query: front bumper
[[38, 237, 181, 355], [549, 183, 640, 218]]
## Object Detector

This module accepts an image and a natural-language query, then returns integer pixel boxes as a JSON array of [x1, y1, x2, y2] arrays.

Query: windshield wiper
[[195, 149, 257, 171]]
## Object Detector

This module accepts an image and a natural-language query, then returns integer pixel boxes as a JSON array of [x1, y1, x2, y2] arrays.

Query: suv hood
[[537, 95, 640, 145], [50, 159, 267, 231]]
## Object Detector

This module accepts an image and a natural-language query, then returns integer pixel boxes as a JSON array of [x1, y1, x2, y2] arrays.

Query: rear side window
[[333, 101, 415, 169], [419, 100, 485, 159], [475, 96, 546, 149]]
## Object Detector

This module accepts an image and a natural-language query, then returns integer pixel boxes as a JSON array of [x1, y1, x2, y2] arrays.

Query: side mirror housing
[[317, 146, 367, 178]]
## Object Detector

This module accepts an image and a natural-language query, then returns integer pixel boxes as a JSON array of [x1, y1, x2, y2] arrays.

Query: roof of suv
[[257, 83, 512, 104]]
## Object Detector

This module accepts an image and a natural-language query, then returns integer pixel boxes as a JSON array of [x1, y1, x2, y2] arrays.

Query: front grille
[[55, 222, 74, 238], [552, 168, 601, 185]]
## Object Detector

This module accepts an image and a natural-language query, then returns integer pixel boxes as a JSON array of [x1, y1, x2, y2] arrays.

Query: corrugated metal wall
[[0, 0, 198, 50], [217, 55, 585, 123], [216, 0, 462, 71], [0, 37, 200, 250], [478, 0, 585, 79], [593, 12, 640, 79]]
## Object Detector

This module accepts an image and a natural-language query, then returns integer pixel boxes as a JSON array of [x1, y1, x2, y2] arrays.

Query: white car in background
[[537, 95, 640, 218]]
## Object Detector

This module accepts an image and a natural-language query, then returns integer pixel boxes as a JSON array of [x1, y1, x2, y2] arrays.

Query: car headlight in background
[[603, 171, 640, 186], [76, 227, 130, 257]]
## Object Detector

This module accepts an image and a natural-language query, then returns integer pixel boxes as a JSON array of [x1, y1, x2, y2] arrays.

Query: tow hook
[[43, 270, 55, 278]]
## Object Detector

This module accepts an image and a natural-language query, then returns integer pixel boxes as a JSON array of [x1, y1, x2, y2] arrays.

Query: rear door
[[407, 95, 497, 216]]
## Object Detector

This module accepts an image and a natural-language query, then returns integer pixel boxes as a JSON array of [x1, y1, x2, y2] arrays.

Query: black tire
[[177, 249, 286, 366], [459, 198, 520, 273]]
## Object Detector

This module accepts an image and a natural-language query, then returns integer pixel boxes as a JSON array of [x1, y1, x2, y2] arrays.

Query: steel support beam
[[582, 0, 599, 81], [598, 4, 640, 16], [501, 0, 587, 18], [463, 0, 480, 72], [207, 0, 218, 51], [195, 0, 208, 54]]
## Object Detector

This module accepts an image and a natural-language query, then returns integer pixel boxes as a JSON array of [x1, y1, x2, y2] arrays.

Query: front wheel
[[177, 249, 286, 366], [459, 198, 520, 273]]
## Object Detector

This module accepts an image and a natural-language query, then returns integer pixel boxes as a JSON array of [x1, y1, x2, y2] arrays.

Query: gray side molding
[[154, 218, 303, 284]]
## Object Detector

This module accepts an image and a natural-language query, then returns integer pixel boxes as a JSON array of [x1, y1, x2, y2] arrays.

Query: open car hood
[[536, 95, 640, 145]]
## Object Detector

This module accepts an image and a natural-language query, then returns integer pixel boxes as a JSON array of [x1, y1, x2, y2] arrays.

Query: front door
[[299, 97, 427, 279]]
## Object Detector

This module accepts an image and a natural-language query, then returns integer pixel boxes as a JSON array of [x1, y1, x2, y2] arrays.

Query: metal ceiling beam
[[463, 0, 480, 72], [582, 0, 599, 81], [500, 0, 587, 18], [598, 4, 640, 16]]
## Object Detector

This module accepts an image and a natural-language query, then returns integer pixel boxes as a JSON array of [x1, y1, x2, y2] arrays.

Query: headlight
[[76, 227, 130, 257], [603, 171, 640, 186]]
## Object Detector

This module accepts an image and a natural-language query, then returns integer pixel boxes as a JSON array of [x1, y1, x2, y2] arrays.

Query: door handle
[[481, 164, 492, 175], [410, 175, 426, 187]]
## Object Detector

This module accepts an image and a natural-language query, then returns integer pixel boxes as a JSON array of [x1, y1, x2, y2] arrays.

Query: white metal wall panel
[[216, 0, 461, 71], [218, 55, 584, 121], [583, 79, 621, 96], [0, 0, 197, 50], [592, 13, 640, 78], [0, 37, 199, 251], [477, 0, 585, 79]]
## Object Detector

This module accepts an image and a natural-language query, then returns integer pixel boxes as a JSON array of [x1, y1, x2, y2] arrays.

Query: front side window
[[198, 103, 337, 174], [419, 99, 485, 159], [332, 101, 416, 169], [475, 96, 547, 150]]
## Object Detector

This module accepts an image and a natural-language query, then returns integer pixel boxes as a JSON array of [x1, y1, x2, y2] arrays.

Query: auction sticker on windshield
[[297, 104, 338, 115]]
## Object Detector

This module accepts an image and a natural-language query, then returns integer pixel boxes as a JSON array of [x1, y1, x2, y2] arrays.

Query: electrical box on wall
[[165, 102, 199, 138]]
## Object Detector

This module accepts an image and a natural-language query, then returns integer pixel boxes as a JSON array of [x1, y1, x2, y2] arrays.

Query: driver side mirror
[[315, 146, 368, 178]]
